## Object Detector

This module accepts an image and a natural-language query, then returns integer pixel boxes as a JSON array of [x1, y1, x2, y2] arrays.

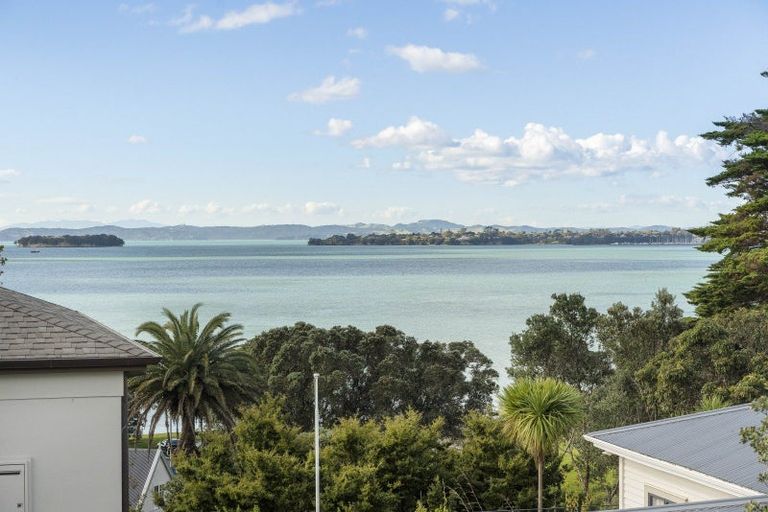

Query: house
[[128, 448, 174, 511], [584, 404, 768, 510], [0, 287, 159, 512]]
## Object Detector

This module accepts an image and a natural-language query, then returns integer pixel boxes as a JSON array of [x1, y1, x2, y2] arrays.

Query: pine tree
[[686, 71, 768, 316]]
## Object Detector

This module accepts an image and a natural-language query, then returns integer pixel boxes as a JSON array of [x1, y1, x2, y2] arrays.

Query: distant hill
[[0, 221, 689, 242], [3, 219, 165, 229]]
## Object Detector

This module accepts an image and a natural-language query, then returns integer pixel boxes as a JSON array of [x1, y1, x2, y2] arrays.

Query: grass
[[128, 431, 180, 450]]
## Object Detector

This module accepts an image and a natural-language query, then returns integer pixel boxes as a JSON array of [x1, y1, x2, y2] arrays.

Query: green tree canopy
[[508, 293, 612, 392], [596, 289, 688, 424], [248, 323, 498, 437], [159, 397, 455, 512], [156, 396, 314, 512], [450, 411, 561, 512], [636, 308, 768, 417], [686, 72, 768, 316]]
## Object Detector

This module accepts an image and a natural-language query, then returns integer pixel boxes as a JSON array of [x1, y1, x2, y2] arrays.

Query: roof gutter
[[0, 356, 160, 371], [583, 434, 761, 498]]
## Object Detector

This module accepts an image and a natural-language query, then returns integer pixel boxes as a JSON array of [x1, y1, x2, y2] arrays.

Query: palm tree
[[128, 304, 257, 454], [499, 377, 584, 512]]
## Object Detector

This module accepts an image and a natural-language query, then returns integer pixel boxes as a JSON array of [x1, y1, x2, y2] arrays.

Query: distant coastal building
[[585, 405, 768, 510], [0, 287, 158, 512]]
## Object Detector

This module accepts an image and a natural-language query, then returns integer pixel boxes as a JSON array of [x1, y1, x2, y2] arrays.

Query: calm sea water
[[0, 241, 716, 380]]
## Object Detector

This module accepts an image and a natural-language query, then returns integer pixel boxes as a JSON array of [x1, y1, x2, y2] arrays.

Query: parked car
[[157, 438, 179, 456]]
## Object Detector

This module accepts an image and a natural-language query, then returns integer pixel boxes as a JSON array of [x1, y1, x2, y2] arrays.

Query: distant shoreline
[[309, 228, 701, 246]]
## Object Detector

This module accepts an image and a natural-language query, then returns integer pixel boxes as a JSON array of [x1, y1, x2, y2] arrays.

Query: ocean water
[[0, 241, 717, 380]]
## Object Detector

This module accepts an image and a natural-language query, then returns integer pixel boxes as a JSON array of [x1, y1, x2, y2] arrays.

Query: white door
[[0, 465, 25, 512]]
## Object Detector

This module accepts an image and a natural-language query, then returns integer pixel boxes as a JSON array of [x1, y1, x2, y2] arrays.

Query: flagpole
[[314, 372, 320, 512]]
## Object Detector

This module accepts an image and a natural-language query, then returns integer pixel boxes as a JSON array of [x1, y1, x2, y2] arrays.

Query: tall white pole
[[314, 372, 320, 512]]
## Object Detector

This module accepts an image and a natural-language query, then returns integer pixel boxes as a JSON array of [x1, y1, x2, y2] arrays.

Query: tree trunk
[[181, 413, 198, 455], [537, 456, 544, 512]]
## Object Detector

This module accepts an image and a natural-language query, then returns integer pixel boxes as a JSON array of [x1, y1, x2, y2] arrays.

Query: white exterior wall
[[619, 457, 737, 509], [141, 459, 172, 512], [0, 371, 125, 512]]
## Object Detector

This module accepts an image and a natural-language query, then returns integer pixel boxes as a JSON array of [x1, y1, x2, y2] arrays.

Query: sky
[[0, 0, 767, 228]]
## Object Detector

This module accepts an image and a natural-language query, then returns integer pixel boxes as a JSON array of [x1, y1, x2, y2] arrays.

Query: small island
[[309, 227, 699, 246], [15, 234, 126, 248]]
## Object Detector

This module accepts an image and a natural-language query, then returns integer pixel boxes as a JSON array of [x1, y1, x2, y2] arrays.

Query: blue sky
[[1, 0, 767, 228]]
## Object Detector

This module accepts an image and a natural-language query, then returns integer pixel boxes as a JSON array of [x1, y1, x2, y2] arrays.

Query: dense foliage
[[508, 290, 690, 510], [686, 72, 768, 316], [248, 323, 498, 437], [14, 233, 125, 247], [0, 245, 5, 276], [309, 228, 697, 246], [637, 307, 768, 416], [509, 294, 611, 392], [157, 396, 560, 512], [129, 305, 258, 453]]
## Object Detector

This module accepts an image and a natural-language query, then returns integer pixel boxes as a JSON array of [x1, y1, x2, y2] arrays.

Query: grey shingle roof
[[586, 405, 768, 493], [597, 495, 768, 512], [0, 287, 158, 369]]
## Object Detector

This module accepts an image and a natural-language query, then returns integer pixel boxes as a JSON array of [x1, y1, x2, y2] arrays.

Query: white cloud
[[119, 3, 156, 15], [36, 196, 94, 214], [359, 157, 372, 169], [347, 27, 367, 39], [316, 118, 353, 137], [376, 206, 414, 221], [289, 76, 360, 104], [241, 202, 294, 214], [352, 116, 447, 148], [392, 160, 412, 170], [304, 201, 342, 215], [0, 169, 20, 182], [177, 202, 236, 215], [129, 199, 161, 214], [127, 134, 148, 144], [577, 48, 596, 60], [439, 0, 496, 22], [443, 8, 460, 21], [352, 119, 724, 187], [171, 2, 299, 33], [577, 194, 728, 214], [204, 202, 222, 214], [387, 44, 482, 73]]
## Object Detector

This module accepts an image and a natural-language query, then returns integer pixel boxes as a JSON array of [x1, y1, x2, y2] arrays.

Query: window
[[648, 493, 676, 506]]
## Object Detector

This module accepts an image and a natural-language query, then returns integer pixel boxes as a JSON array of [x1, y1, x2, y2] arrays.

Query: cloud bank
[[353, 119, 724, 187]]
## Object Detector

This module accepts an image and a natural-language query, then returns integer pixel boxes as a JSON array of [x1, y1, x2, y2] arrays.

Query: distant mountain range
[[0, 219, 685, 242], [3, 219, 166, 229]]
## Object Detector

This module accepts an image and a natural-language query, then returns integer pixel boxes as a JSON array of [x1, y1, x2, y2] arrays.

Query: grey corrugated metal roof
[[128, 448, 157, 507], [587, 405, 768, 492], [0, 287, 158, 367], [596, 495, 768, 512]]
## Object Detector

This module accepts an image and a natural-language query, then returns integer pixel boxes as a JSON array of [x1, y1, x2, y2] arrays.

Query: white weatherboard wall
[[0, 371, 124, 512], [620, 457, 737, 508], [141, 456, 173, 512]]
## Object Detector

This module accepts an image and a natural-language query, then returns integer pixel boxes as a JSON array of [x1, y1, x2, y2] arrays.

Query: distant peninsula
[[308, 228, 699, 246], [15, 234, 125, 248]]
